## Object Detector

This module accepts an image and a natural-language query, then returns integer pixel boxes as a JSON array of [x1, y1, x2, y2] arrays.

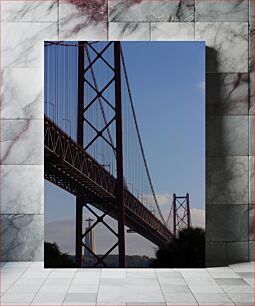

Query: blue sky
[[122, 42, 205, 203], [45, 41, 205, 258]]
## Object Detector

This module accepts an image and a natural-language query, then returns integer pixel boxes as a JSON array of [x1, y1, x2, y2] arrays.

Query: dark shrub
[[150, 227, 205, 268], [44, 241, 77, 268]]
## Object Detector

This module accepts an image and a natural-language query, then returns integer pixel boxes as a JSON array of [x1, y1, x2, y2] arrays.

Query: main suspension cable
[[120, 46, 166, 226]]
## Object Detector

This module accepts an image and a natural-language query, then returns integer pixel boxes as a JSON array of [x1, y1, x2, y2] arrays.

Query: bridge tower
[[173, 193, 191, 238], [75, 42, 125, 268]]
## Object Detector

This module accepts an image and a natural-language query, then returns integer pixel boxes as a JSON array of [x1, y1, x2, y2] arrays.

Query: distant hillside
[[68, 254, 154, 268]]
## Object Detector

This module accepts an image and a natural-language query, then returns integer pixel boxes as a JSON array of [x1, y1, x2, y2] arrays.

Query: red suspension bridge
[[44, 41, 191, 268]]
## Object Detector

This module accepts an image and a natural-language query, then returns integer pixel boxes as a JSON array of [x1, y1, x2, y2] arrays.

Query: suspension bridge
[[44, 41, 191, 268]]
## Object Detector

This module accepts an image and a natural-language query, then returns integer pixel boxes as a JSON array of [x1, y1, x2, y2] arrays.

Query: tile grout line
[[149, 21, 151, 41], [181, 268, 241, 304], [178, 269, 199, 306], [1, 262, 33, 296], [226, 264, 254, 305], [194, 0, 196, 24], [206, 266, 240, 305], [154, 268, 167, 306], [215, 280, 241, 305], [29, 267, 53, 305], [61, 268, 79, 305], [95, 268, 103, 305], [242, 275, 255, 287]]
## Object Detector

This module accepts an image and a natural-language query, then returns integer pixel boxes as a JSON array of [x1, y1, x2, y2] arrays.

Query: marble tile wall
[[0, 0, 57, 262], [0, 0, 254, 266]]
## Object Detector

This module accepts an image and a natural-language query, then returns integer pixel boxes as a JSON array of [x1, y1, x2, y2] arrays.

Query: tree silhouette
[[150, 227, 205, 268], [44, 242, 77, 268]]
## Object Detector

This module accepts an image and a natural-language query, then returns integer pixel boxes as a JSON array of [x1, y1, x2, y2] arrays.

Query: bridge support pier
[[114, 42, 126, 268], [75, 42, 85, 268], [75, 41, 126, 268], [75, 197, 84, 268], [75, 202, 121, 268]]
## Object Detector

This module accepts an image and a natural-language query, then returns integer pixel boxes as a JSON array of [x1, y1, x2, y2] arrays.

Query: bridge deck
[[44, 116, 173, 247]]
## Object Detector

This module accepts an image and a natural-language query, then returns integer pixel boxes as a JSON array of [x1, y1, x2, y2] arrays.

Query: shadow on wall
[[205, 46, 225, 267], [205, 46, 249, 266]]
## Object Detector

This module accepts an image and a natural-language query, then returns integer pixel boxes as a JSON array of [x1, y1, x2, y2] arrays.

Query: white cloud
[[141, 192, 171, 207], [155, 192, 172, 206], [191, 208, 205, 228], [137, 192, 172, 217], [197, 80, 205, 90]]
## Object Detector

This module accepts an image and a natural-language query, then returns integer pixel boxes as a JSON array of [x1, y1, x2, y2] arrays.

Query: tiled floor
[[0, 262, 254, 305]]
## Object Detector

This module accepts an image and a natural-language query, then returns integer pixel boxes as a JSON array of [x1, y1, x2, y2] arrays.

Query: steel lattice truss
[[44, 116, 173, 260]]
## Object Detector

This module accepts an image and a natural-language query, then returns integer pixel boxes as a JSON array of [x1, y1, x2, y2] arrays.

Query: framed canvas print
[[44, 40, 205, 268]]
